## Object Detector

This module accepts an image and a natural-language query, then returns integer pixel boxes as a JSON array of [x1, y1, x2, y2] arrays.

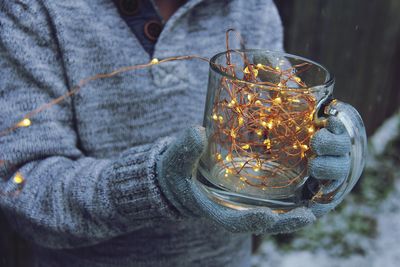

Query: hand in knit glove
[[308, 115, 352, 217], [157, 109, 353, 234], [307, 101, 367, 218], [157, 126, 316, 234]]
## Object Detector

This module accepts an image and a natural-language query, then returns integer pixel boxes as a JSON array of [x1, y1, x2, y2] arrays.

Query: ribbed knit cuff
[[106, 137, 179, 221]]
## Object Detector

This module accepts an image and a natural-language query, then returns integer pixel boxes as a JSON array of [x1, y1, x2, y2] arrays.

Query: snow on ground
[[252, 180, 400, 267]]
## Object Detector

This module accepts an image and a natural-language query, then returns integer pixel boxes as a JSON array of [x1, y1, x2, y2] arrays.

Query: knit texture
[[0, 0, 284, 266]]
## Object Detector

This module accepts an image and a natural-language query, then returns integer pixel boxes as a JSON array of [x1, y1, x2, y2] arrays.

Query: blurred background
[[1, 1, 400, 266], [252, 1, 400, 266]]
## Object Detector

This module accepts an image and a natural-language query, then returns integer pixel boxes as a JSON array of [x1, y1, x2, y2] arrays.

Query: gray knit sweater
[[0, 0, 284, 266]]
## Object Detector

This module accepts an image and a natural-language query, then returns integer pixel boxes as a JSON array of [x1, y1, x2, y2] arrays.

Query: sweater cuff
[[106, 137, 178, 221]]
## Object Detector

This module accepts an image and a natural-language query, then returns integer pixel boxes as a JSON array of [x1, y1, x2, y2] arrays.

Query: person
[[0, 0, 357, 266]]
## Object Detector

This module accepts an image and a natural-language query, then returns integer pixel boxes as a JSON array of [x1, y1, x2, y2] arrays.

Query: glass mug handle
[[311, 99, 367, 204]]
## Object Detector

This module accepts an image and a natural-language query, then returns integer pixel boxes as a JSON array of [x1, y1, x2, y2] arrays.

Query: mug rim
[[209, 49, 335, 92]]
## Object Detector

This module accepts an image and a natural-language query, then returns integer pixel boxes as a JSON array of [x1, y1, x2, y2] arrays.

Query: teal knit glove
[[157, 126, 316, 234]]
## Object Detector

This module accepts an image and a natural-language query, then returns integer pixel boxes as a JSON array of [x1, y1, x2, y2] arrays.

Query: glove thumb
[[162, 126, 206, 178]]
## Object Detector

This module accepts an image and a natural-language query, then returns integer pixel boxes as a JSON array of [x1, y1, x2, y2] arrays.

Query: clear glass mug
[[194, 50, 367, 211]]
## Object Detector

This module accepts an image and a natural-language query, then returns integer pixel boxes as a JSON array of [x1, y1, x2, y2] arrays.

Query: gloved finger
[[162, 126, 206, 179], [189, 180, 277, 233], [209, 208, 279, 234], [308, 155, 350, 180], [310, 128, 351, 156], [309, 196, 345, 218], [326, 116, 346, 135], [267, 207, 316, 234], [190, 181, 315, 234]]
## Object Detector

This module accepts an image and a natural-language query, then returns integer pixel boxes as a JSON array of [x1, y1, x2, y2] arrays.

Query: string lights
[[0, 29, 318, 199], [209, 60, 317, 192], [0, 55, 209, 194]]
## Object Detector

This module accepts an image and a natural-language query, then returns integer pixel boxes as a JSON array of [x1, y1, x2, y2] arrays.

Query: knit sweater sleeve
[[0, 1, 177, 249]]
